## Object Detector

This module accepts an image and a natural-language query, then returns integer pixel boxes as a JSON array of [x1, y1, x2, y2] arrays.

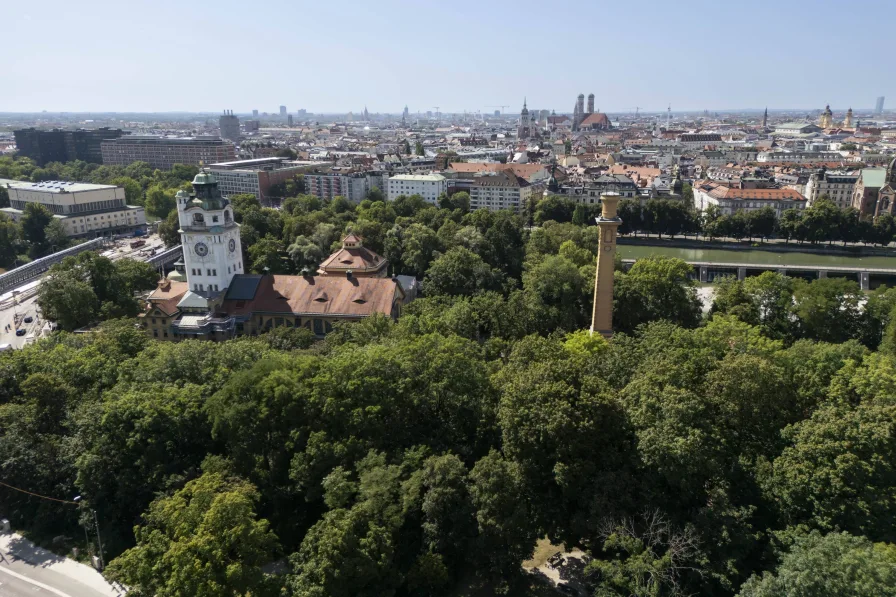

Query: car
[[15, 329, 26, 336], [23, 316, 33, 323]]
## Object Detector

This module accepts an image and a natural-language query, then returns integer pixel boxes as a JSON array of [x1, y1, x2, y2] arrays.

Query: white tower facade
[[177, 171, 244, 296]]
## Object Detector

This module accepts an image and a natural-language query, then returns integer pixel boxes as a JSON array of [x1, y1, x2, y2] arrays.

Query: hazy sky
[[5, 0, 893, 114]]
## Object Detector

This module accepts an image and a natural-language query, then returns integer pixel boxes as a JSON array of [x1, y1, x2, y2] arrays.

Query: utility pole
[[92, 509, 105, 570]]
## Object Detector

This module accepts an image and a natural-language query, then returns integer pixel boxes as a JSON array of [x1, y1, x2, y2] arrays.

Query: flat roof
[[7, 180, 117, 193], [210, 157, 287, 167], [388, 174, 446, 181]]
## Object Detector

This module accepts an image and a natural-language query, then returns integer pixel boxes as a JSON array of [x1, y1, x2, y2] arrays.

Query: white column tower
[[177, 171, 243, 297]]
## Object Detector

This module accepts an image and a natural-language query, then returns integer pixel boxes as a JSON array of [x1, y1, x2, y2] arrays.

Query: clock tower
[[176, 171, 243, 298]]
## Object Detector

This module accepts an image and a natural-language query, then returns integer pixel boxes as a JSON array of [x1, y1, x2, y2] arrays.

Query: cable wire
[[0, 481, 78, 505]]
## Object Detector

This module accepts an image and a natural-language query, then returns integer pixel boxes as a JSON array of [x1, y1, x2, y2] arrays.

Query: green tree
[[613, 256, 701, 334], [111, 176, 143, 205], [44, 219, 69, 251], [21, 202, 53, 253], [250, 236, 287, 274], [144, 184, 176, 218], [415, 141, 425, 156], [737, 532, 896, 597], [36, 269, 98, 330], [534, 195, 576, 225], [792, 277, 862, 343], [106, 472, 280, 597], [423, 246, 504, 296], [157, 209, 180, 247]]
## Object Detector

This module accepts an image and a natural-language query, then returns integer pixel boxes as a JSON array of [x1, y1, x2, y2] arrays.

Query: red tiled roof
[[143, 280, 189, 316], [699, 182, 806, 201], [223, 275, 401, 318], [319, 245, 387, 274], [580, 113, 611, 127]]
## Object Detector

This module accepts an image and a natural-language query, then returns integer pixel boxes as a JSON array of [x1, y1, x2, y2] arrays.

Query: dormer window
[[212, 215, 219, 223]]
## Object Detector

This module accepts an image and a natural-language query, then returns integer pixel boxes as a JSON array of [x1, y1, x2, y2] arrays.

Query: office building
[[244, 120, 260, 133], [101, 136, 236, 170], [287, 114, 294, 127], [1, 180, 145, 237], [252, 109, 259, 117], [876, 96, 885, 115], [304, 170, 372, 202], [13, 128, 123, 165], [387, 174, 447, 203], [279, 105, 287, 117], [219, 110, 241, 141], [208, 158, 314, 205]]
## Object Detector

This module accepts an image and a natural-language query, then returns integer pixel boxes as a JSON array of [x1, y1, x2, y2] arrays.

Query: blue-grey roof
[[224, 274, 263, 301]]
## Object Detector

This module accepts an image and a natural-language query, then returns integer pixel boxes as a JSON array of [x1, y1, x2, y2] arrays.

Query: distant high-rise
[[587, 93, 595, 114], [219, 110, 240, 141], [875, 96, 885, 115], [403, 105, 409, 119], [279, 105, 287, 117], [13, 127, 123, 165], [252, 109, 258, 117], [287, 114, 294, 127]]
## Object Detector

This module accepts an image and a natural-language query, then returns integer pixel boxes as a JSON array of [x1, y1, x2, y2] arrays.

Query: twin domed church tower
[[175, 171, 244, 301]]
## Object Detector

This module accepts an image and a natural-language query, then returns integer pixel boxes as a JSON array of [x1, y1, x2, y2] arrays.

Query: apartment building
[[805, 170, 858, 208], [386, 174, 447, 203], [101, 136, 236, 170], [304, 169, 371, 202], [756, 151, 843, 164], [1, 180, 146, 237], [469, 171, 532, 213]]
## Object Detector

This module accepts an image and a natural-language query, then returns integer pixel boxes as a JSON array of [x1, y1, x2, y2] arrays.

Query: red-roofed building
[[318, 234, 389, 277], [693, 181, 806, 217]]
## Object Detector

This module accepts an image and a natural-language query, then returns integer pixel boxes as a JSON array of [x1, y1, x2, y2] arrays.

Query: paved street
[[0, 534, 121, 597]]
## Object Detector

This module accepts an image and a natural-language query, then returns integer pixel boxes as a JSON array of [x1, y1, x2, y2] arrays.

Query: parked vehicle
[[129, 240, 146, 249], [0, 344, 12, 352], [23, 316, 33, 323], [15, 329, 26, 336]]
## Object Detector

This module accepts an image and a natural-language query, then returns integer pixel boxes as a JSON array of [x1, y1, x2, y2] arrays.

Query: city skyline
[[4, 0, 893, 114]]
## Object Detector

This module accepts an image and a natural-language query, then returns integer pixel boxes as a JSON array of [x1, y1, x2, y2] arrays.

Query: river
[[618, 244, 896, 269]]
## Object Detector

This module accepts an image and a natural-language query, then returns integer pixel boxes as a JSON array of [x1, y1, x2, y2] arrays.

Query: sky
[[4, 0, 894, 114]]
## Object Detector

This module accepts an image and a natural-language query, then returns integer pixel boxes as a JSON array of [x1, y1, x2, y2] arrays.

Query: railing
[[146, 246, 183, 268], [0, 238, 107, 296]]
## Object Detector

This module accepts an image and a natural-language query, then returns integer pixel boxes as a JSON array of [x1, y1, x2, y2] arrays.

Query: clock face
[[194, 242, 209, 257], [229, 239, 236, 253]]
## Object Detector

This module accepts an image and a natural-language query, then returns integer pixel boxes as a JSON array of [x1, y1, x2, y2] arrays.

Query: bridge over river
[[619, 245, 896, 290]]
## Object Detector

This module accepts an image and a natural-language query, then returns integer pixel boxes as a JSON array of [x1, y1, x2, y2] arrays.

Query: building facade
[[304, 170, 372, 202], [13, 128, 123, 166], [386, 174, 447, 203], [208, 158, 312, 205], [851, 167, 887, 217], [1, 180, 145, 237], [805, 170, 858, 208], [757, 151, 843, 164], [101, 136, 236, 170], [219, 111, 241, 141], [469, 171, 531, 213], [694, 182, 806, 217]]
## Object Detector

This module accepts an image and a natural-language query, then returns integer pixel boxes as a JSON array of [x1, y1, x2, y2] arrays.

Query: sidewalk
[[0, 532, 123, 597]]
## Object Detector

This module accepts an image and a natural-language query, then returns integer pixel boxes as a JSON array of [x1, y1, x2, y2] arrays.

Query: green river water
[[619, 244, 896, 270]]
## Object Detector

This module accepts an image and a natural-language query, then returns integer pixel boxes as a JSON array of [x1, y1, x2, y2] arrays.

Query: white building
[[176, 171, 243, 297], [387, 174, 447, 203], [693, 181, 806, 217], [1, 180, 146, 237], [469, 171, 532, 213], [805, 170, 859, 209], [756, 151, 842, 164]]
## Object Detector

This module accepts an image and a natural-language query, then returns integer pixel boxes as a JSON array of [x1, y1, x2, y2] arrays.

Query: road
[[0, 534, 120, 597]]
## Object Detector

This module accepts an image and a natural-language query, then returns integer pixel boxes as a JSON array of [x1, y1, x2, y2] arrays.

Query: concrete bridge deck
[[621, 258, 896, 290]]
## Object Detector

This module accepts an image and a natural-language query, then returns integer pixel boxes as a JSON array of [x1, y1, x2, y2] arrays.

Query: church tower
[[819, 105, 833, 129], [762, 107, 768, 129], [518, 99, 530, 139], [844, 107, 854, 128], [590, 193, 622, 339], [177, 171, 244, 298]]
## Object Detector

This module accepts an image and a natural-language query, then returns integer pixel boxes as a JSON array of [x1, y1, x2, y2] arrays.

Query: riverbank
[[618, 235, 896, 257]]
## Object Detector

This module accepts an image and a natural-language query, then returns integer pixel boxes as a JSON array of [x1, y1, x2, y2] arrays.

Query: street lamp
[[73, 496, 104, 570]]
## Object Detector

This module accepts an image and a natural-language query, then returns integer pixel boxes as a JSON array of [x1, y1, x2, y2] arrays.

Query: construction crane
[[431, 106, 440, 120], [486, 105, 509, 114], [633, 107, 641, 117]]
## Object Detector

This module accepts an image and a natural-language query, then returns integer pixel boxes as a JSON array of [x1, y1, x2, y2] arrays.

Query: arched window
[[224, 210, 232, 225], [192, 213, 205, 225]]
